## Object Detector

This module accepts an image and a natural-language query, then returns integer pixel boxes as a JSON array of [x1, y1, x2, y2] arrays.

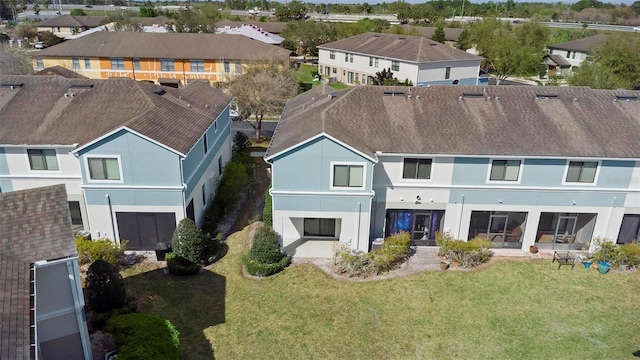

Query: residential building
[[265, 84, 640, 258], [544, 34, 607, 76], [216, 24, 285, 45], [214, 20, 288, 35], [0, 76, 233, 250], [0, 185, 91, 360], [33, 32, 291, 86], [317, 32, 483, 86], [36, 15, 169, 38], [400, 25, 464, 48]]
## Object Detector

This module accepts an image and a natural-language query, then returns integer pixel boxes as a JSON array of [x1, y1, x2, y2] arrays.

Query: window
[[332, 67, 337, 74], [160, 59, 174, 72], [369, 57, 374, 66], [333, 164, 363, 188], [27, 149, 58, 171], [347, 71, 354, 84], [84, 57, 91, 69], [191, 59, 204, 73], [203, 133, 208, 153], [68, 201, 83, 226], [133, 58, 140, 71], [391, 61, 399, 71], [355, 73, 359, 83], [566, 161, 597, 183], [330, 50, 335, 60], [110, 58, 125, 70], [374, 58, 379, 67], [304, 218, 335, 237], [445, 66, 451, 80], [362, 74, 366, 85], [88, 157, 120, 180], [490, 160, 521, 181], [349, 54, 353, 63], [36, 58, 44, 70], [72, 57, 80, 70], [202, 183, 206, 206], [214, 120, 218, 131], [235, 61, 242, 74], [217, 157, 222, 175], [224, 61, 230, 73], [403, 158, 432, 179], [345, 53, 349, 61], [571, 52, 576, 59]]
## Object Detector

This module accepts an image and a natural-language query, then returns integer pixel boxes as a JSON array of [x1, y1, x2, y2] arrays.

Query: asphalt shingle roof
[[37, 32, 291, 60], [215, 20, 287, 34], [0, 76, 231, 155], [548, 34, 607, 53], [267, 85, 640, 159], [317, 32, 482, 63], [0, 185, 77, 360]]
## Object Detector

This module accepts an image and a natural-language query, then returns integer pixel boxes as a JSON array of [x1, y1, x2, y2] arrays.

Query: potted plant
[[439, 260, 450, 271], [529, 245, 538, 254]]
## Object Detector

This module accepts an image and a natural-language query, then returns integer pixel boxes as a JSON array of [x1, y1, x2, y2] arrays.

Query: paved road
[[231, 119, 277, 140]]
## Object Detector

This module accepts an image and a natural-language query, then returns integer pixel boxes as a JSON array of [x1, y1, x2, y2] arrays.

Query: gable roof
[[35, 65, 89, 78], [401, 25, 464, 42], [266, 85, 640, 160], [318, 32, 481, 63], [37, 32, 291, 60], [0, 76, 232, 155], [0, 185, 77, 360], [215, 20, 287, 34], [543, 54, 571, 67], [36, 15, 105, 28], [548, 34, 607, 53]]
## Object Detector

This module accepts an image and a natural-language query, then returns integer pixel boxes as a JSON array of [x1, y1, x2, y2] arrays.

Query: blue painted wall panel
[[182, 107, 230, 181], [273, 195, 371, 212], [84, 189, 183, 206], [448, 189, 625, 207], [597, 160, 636, 188], [520, 159, 566, 187], [184, 121, 230, 200], [77, 130, 182, 186], [272, 136, 373, 192]]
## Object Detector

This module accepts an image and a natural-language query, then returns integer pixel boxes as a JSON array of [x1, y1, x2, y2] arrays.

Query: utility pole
[[461, 0, 465, 19]]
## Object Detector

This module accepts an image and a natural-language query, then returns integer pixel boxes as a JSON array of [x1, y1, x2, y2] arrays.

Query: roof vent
[[383, 91, 404, 96], [154, 88, 166, 96], [1, 83, 23, 89], [615, 95, 638, 102], [462, 93, 484, 98], [535, 93, 558, 100], [69, 84, 93, 89]]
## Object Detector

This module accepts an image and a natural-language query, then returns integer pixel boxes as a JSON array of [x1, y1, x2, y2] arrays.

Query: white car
[[34, 42, 45, 49], [230, 109, 241, 121], [634, 27, 640, 33]]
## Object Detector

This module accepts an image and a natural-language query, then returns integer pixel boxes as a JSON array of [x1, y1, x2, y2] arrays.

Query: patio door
[[412, 213, 432, 242], [488, 213, 508, 246], [555, 215, 577, 244]]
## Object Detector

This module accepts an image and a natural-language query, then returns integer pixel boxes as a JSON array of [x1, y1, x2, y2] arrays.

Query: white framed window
[[349, 54, 353, 63], [85, 155, 123, 182], [330, 50, 335, 60], [191, 59, 204, 73], [160, 59, 174, 72], [72, 57, 80, 70], [26, 149, 59, 171], [202, 183, 206, 206], [203, 133, 208, 154], [303, 218, 336, 237], [445, 66, 451, 80], [235, 61, 242, 74], [344, 52, 348, 62], [369, 57, 373, 66], [214, 119, 218, 132], [110, 58, 125, 70], [563, 160, 599, 184], [391, 61, 400, 71], [224, 61, 230, 73], [84, 57, 91, 69], [403, 158, 432, 180], [331, 162, 365, 189], [488, 159, 522, 182], [36, 58, 44, 70]]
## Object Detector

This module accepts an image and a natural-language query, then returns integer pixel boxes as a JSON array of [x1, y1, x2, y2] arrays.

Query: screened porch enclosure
[[468, 211, 527, 249], [385, 209, 445, 246], [617, 214, 640, 244], [535, 212, 596, 250]]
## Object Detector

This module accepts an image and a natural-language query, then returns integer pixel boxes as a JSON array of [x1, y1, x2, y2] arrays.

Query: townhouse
[[0, 75, 233, 250], [265, 84, 640, 258], [317, 32, 483, 86], [543, 34, 606, 76], [36, 15, 170, 38], [33, 32, 291, 86]]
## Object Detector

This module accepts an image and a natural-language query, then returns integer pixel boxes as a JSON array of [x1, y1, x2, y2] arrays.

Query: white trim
[[33, 256, 77, 268], [81, 184, 185, 190], [399, 156, 434, 183], [561, 159, 601, 186], [317, 46, 478, 65], [265, 132, 376, 162], [486, 158, 524, 184], [71, 126, 185, 157], [271, 190, 375, 197], [0, 174, 82, 179], [375, 151, 640, 162], [371, 182, 640, 192], [330, 161, 366, 190], [35, 305, 76, 321], [24, 148, 62, 174], [83, 154, 124, 184], [1, 144, 77, 148]]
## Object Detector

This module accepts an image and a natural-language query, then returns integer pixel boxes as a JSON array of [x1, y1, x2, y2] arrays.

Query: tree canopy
[[282, 21, 337, 58]]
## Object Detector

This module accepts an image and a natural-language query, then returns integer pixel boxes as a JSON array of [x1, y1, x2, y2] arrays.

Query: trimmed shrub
[[619, 243, 640, 268], [171, 218, 205, 263], [262, 185, 272, 227], [166, 253, 201, 276], [233, 131, 250, 152], [371, 232, 412, 273], [592, 237, 620, 265], [86, 259, 127, 313], [242, 225, 289, 276], [75, 235, 126, 266], [334, 244, 375, 277], [436, 232, 492, 268], [107, 313, 179, 360]]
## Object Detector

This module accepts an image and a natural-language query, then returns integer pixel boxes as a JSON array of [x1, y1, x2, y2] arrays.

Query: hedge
[[75, 235, 126, 266], [262, 184, 272, 227], [107, 313, 179, 360]]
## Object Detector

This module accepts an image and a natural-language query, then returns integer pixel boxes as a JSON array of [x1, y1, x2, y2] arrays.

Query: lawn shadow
[[123, 267, 226, 359]]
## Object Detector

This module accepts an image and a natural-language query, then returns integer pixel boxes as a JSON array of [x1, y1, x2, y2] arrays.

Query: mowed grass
[[297, 64, 350, 90], [122, 226, 640, 360]]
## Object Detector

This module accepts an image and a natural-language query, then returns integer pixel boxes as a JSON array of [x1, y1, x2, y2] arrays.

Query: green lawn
[[122, 227, 640, 359], [297, 64, 350, 91]]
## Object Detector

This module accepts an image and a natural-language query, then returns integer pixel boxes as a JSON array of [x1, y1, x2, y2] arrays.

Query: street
[[230, 119, 277, 140]]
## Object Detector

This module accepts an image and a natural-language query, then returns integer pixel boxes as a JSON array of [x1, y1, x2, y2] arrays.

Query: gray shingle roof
[[35, 65, 89, 78], [317, 32, 482, 63], [0, 76, 231, 155], [544, 54, 571, 67], [400, 25, 464, 42], [548, 34, 606, 53], [37, 15, 105, 28], [37, 32, 291, 60], [266, 85, 640, 159], [215, 20, 287, 34], [0, 185, 77, 360]]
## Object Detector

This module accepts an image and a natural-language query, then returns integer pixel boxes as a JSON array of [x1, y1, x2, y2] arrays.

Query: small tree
[[232, 131, 250, 153], [86, 259, 127, 313], [171, 218, 205, 263], [433, 26, 445, 44]]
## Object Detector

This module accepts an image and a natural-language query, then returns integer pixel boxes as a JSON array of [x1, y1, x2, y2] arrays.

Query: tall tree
[[228, 58, 299, 140], [282, 21, 337, 59], [433, 26, 445, 43]]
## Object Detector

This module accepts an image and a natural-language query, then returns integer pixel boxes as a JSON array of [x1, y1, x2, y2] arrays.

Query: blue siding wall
[[448, 189, 625, 207], [274, 195, 372, 211], [272, 136, 373, 192], [182, 108, 231, 200], [0, 147, 12, 192], [84, 188, 183, 206], [77, 129, 182, 187]]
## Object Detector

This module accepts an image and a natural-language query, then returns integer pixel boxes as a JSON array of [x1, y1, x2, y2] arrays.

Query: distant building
[[36, 15, 169, 38], [544, 34, 607, 76], [400, 25, 464, 48], [216, 24, 285, 46]]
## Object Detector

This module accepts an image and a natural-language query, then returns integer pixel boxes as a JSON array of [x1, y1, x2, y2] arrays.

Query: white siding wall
[[319, 48, 419, 85], [416, 60, 480, 84]]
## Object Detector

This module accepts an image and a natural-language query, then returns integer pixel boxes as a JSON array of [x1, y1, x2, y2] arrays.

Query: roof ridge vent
[[461, 93, 484, 99], [69, 84, 93, 89], [1, 83, 24, 89], [154, 88, 166, 95], [383, 91, 405, 96], [615, 95, 638, 101], [535, 93, 558, 100]]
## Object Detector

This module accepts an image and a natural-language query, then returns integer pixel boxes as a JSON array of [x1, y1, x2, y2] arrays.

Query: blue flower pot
[[597, 261, 610, 274], [583, 261, 591, 268]]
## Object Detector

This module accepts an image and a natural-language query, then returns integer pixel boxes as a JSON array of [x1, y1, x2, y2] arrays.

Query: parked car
[[34, 42, 46, 49], [84, 4, 93, 8], [230, 109, 242, 121]]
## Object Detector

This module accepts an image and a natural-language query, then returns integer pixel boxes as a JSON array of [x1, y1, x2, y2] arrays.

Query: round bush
[[86, 259, 127, 313], [249, 226, 284, 264], [171, 218, 205, 263]]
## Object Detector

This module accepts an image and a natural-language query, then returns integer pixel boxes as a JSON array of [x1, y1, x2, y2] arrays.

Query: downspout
[[180, 157, 187, 219], [106, 194, 117, 243], [356, 201, 361, 251], [182, 59, 187, 85], [456, 193, 465, 239], [131, 58, 136, 80]]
